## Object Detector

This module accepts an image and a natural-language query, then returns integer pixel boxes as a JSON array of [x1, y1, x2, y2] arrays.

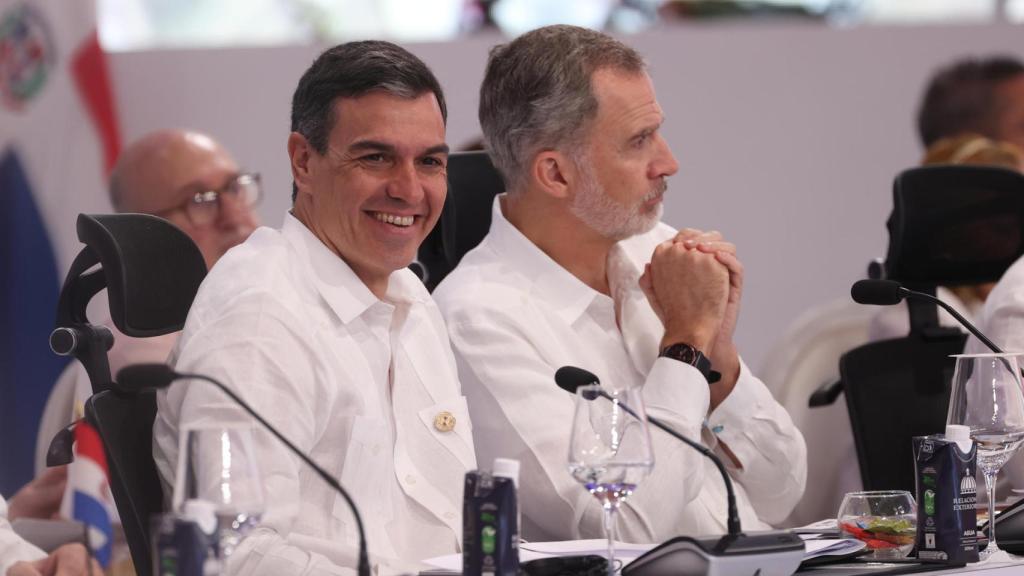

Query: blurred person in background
[[918, 55, 1024, 151], [1, 493, 101, 576]]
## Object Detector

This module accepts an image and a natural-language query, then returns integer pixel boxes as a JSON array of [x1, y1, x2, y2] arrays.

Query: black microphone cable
[[117, 364, 371, 576]]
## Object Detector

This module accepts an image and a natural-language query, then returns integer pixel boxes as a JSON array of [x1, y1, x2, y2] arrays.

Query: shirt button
[[444, 511, 456, 520], [434, 411, 456, 432], [405, 474, 417, 485]]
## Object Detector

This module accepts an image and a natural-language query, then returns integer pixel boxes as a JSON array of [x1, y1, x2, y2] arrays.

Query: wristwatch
[[659, 343, 722, 384]]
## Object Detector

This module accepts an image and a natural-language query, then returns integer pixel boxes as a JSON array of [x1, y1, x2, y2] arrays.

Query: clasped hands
[[639, 228, 743, 409]]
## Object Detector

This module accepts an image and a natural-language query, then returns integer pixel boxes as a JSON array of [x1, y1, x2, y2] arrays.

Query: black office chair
[[817, 165, 1024, 492], [840, 334, 966, 491], [85, 389, 162, 569], [418, 151, 505, 291], [51, 213, 207, 576]]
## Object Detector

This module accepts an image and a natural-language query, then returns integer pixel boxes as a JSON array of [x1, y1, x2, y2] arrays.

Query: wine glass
[[567, 384, 654, 575], [946, 353, 1024, 558], [178, 426, 265, 562]]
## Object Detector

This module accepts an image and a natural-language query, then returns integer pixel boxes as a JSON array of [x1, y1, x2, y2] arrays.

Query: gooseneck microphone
[[555, 366, 805, 576], [117, 364, 370, 576], [555, 366, 741, 535], [851, 279, 1003, 354]]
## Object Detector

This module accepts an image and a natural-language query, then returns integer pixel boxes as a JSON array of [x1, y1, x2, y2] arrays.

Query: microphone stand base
[[622, 530, 804, 576]]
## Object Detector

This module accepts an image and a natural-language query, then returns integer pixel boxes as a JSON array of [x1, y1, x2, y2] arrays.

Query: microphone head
[[555, 366, 600, 396], [115, 363, 179, 393], [851, 279, 905, 306]]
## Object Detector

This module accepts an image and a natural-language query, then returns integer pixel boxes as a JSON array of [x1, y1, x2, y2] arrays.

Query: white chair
[[759, 296, 874, 527]]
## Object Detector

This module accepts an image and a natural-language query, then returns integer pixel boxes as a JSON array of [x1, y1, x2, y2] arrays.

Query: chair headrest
[[884, 165, 1024, 285], [74, 213, 207, 337], [442, 151, 506, 266], [417, 151, 505, 290]]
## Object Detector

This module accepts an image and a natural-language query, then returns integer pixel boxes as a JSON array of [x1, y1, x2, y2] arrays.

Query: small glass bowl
[[837, 490, 917, 560]]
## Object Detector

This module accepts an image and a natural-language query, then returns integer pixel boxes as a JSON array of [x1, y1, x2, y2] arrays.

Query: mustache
[[644, 179, 668, 202]]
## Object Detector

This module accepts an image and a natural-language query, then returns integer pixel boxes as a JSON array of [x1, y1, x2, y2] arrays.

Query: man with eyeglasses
[[32, 130, 261, 527], [115, 129, 262, 269]]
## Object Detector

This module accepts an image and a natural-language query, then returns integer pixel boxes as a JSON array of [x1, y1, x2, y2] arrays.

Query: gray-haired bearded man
[[434, 25, 806, 542]]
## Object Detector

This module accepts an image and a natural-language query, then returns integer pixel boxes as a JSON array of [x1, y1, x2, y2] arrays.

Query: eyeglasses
[[163, 172, 262, 227]]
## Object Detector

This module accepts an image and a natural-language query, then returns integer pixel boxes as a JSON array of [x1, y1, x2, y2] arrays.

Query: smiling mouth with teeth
[[373, 212, 415, 227]]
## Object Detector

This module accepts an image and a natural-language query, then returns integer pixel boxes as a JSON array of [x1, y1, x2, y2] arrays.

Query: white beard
[[569, 157, 664, 241]]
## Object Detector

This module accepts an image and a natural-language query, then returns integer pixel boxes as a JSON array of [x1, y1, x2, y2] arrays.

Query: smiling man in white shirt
[[433, 25, 806, 542], [153, 41, 474, 575]]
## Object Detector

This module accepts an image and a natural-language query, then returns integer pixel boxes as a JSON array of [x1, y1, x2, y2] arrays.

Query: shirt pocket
[[335, 416, 395, 552], [417, 395, 475, 470]]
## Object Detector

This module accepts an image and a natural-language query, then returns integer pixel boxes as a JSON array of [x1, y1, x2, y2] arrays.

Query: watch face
[[660, 343, 713, 382], [680, 346, 698, 363], [664, 343, 698, 364]]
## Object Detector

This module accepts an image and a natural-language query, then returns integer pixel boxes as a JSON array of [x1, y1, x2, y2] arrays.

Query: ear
[[531, 150, 576, 200], [288, 132, 315, 198]]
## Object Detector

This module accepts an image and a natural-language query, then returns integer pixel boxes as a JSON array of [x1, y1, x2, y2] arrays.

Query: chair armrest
[[809, 380, 844, 407]]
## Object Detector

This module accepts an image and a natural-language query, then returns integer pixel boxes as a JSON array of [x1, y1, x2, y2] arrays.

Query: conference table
[[422, 538, 1024, 575], [785, 558, 1022, 576]]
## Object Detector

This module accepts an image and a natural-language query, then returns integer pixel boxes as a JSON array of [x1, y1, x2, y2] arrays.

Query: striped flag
[[60, 420, 115, 567], [0, 0, 120, 495]]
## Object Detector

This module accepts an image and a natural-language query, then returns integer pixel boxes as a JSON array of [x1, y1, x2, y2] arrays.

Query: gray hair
[[479, 25, 645, 192]]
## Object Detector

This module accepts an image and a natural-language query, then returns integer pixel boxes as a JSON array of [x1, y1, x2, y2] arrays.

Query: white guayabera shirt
[[0, 494, 46, 574], [434, 195, 807, 542], [968, 254, 1024, 491], [154, 213, 476, 576]]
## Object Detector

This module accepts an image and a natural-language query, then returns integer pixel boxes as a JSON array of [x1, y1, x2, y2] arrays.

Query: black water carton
[[463, 469, 519, 576], [913, 432, 979, 563]]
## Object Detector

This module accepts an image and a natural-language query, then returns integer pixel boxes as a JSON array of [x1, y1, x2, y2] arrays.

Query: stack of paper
[[802, 538, 866, 560], [423, 534, 866, 572]]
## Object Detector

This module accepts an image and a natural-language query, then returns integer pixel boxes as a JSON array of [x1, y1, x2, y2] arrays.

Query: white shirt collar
[[281, 212, 429, 325], [487, 195, 601, 324]]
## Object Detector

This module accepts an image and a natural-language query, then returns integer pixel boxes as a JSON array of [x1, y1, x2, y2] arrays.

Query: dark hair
[[479, 25, 645, 192], [917, 55, 1024, 147], [290, 40, 447, 201]]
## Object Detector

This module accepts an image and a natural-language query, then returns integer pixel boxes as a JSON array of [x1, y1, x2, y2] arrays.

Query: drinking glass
[[179, 426, 265, 561], [567, 384, 654, 575], [946, 353, 1024, 558], [837, 490, 917, 559]]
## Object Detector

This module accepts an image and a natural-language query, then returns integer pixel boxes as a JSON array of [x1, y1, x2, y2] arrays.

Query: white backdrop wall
[[105, 22, 1024, 369]]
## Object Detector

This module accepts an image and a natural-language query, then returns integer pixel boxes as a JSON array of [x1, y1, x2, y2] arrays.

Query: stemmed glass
[[568, 384, 654, 575], [946, 353, 1024, 558], [178, 426, 266, 562]]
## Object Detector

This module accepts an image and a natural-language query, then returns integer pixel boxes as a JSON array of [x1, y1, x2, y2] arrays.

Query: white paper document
[[423, 539, 650, 572], [802, 538, 866, 560], [423, 535, 861, 571]]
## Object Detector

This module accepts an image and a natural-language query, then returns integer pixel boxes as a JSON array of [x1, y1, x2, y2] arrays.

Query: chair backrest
[[85, 389, 161, 576], [839, 332, 967, 492], [418, 151, 505, 290]]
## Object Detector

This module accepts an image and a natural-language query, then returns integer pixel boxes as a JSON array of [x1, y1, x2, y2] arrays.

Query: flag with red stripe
[[0, 0, 120, 495], [60, 420, 115, 566]]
